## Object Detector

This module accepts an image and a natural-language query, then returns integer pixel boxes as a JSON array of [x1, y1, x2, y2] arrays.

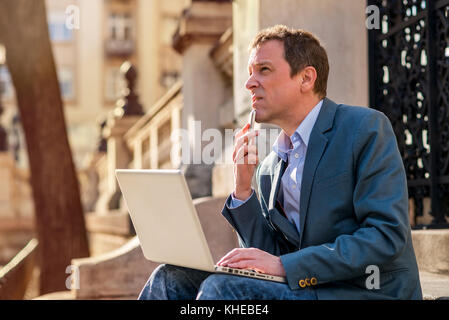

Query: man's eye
[[261, 67, 269, 72]]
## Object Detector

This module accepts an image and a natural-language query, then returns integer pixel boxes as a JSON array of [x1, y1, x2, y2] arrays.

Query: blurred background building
[[1, 0, 449, 300], [0, 0, 187, 170]]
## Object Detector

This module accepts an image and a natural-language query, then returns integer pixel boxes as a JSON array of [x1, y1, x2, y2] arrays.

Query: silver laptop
[[115, 169, 286, 283]]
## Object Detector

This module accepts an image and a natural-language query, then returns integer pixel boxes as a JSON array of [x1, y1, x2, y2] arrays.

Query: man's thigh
[[197, 273, 318, 300], [138, 264, 212, 300]]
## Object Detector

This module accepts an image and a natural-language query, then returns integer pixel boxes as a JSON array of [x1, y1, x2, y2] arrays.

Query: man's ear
[[299, 66, 317, 93]]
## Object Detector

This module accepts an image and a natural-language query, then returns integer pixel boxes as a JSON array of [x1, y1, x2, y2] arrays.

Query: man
[[138, 25, 422, 300]]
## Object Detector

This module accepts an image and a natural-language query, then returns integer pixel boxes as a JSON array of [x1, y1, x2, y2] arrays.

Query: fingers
[[232, 129, 259, 161], [236, 130, 259, 149], [233, 144, 258, 165], [216, 248, 240, 265], [235, 123, 250, 140], [217, 248, 260, 266], [216, 248, 283, 276], [227, 260, 264, 273]]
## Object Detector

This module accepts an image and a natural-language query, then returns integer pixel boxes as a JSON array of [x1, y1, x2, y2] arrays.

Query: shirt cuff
[[229, 189, 254, 209]]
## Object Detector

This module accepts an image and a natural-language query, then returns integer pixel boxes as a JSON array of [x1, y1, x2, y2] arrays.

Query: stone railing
[[124, 80, 183, 171], [0, 238, 38, 300]]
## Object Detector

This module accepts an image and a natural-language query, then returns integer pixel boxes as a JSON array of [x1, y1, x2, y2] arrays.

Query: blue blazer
[[221, 98, 422, 300]]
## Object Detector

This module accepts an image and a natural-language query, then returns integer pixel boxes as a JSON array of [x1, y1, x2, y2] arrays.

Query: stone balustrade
[[0, 239, 38, 300], [124, 80, 183, 171]]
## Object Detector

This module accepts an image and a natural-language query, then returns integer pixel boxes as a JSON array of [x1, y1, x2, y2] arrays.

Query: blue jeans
[[137, 264, 318, 300]]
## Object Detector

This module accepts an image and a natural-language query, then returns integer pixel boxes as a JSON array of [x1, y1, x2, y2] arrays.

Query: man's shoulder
[[334, 103, 386, 124], [331, 102, 391, 135]]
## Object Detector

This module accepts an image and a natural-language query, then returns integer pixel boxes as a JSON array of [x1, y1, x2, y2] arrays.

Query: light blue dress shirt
[[230, 100, 324, 234]]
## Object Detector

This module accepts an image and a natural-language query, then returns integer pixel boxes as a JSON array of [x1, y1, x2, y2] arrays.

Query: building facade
[[0, 0, 189, 170]]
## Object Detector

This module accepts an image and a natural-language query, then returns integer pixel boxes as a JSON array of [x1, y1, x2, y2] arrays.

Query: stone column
[[172, 0, 232, 198], [136, 0, 160, 108]]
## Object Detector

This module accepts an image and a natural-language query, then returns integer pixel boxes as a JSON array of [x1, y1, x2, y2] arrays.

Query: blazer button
[[299, 280, 306, 288], [305, 278, 310, 286], [311, 277, 318, 286]]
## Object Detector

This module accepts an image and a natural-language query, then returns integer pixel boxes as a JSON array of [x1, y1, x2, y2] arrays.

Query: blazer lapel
[[299, 132, 328, 247], [299, 98, 338, 247]]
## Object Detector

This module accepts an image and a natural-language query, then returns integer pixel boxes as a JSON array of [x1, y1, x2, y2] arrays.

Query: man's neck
[[281, 96, 322, 137]]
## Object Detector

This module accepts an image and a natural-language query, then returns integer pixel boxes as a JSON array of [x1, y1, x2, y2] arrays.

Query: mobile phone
[[248, 110, 256, 146], [248, 109, 256, 130]]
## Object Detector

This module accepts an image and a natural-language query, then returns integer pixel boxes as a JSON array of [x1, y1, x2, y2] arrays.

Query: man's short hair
[[249, 25, 329, 99]]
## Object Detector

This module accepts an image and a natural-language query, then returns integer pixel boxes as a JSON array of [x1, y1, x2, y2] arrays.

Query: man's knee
[[138, 264, 171, 300], [150, 264, 176, 280], [139, 264, 190, 300]]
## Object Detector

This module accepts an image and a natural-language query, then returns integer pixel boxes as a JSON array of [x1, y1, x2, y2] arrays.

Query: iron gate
[[368, 0, 449, 228]]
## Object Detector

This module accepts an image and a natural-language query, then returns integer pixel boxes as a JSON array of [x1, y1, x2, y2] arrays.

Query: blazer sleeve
[[280, 111, 410, 290], [221, 165, 285, 254]]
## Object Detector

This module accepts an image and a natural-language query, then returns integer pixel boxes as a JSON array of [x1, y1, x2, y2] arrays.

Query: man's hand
[[216, 248, 286, 277], [233, 124, 259, 200]]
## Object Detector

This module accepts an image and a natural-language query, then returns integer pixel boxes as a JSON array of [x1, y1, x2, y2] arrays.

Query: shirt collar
[[273, 99, 323, 162]]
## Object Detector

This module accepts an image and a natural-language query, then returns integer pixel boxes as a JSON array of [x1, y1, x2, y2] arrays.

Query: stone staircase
[[412, 230, 449, 299], [34, 199, 449, 300]]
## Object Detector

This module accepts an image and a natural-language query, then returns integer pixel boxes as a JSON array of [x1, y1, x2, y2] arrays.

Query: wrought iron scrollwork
[[368, 0, 449, 228]]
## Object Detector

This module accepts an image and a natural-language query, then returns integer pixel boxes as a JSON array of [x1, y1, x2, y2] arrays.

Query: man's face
[[245, 40, 302, 125]]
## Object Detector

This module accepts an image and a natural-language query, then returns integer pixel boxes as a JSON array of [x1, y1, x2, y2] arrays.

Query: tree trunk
[[0, 0, 90, 294]]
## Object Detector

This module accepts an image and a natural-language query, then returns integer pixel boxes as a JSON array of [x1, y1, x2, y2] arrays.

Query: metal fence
[[368, 0, 449, 228]]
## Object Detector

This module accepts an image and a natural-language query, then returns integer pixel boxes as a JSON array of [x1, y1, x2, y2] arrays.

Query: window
[[108, 13, 133, 41], [105, 12, 134, 56], [48, 12, 73, 42], [57, 67, 75, 101]]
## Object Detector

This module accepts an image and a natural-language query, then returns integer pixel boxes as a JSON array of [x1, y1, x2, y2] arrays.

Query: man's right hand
[[233, 123, 259, 200]]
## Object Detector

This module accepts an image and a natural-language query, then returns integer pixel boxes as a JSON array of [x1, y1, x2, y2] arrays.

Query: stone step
[[419, 271, 449, 300], [32, 227, 449, 300], [412, 230, 449, 275]]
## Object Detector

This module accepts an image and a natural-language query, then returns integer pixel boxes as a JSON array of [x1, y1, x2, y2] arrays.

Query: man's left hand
[[216, 247, 286, 277]]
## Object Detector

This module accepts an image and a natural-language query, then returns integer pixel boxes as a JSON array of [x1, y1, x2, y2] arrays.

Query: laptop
[[115, 169, 286, 283]]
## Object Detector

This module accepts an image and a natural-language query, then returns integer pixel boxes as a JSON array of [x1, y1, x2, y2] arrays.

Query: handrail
[[124, 80, 182, 142], [0, 238, 38, 300]]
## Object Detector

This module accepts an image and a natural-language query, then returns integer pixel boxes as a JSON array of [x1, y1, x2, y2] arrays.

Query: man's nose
[[245, 74, 259, 90]]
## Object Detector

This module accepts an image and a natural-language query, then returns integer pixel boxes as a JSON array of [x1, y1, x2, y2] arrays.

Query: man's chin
[[255, 116, 272, 126]]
